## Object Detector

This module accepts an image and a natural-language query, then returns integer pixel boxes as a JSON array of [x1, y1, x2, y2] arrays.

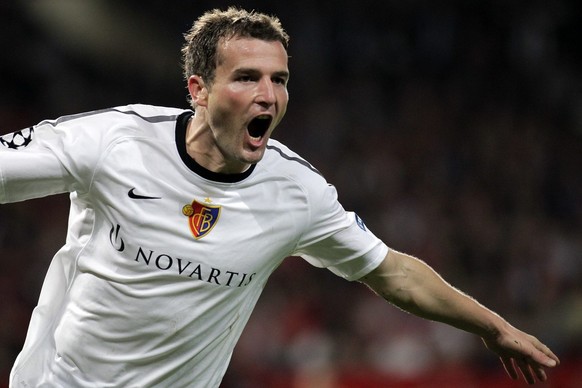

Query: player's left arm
[[358, 249, 560, 385]]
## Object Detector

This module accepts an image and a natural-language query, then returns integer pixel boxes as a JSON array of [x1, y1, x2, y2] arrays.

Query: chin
[[244, 154, 265, 165], [242, 148, 267, 164]]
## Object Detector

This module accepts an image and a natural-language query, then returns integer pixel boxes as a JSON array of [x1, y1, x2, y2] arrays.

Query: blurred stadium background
[[1, 1, 580, 386]]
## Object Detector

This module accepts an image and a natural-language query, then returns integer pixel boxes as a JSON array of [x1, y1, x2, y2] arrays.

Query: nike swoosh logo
[[128, 188, 162, 200]]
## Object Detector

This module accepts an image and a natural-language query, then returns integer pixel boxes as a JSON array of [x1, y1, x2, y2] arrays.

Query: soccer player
[[1, 7, 559, 387]]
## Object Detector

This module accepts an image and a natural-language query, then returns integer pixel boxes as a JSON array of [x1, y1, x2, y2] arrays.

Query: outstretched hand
[[482, 324, 560, 385]]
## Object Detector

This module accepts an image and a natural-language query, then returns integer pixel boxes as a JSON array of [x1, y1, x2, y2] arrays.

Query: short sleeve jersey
[[0, 104, 388, 387]]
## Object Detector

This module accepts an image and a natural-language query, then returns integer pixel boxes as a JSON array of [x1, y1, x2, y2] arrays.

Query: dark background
[[1, 1, 580, 386]]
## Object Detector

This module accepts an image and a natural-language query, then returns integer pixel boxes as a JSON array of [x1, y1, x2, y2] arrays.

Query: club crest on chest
[[182, 198, 221, 239]]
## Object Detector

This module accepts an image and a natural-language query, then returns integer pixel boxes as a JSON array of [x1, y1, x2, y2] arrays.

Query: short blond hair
[[182, 7, 289, 87]]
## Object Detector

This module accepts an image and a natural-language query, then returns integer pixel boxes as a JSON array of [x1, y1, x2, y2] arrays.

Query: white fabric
[[0, 104, 388, 387]]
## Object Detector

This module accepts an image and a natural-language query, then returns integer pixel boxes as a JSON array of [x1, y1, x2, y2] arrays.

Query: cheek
[[212, 90, 248, 118], [208, 94, 243, 127]]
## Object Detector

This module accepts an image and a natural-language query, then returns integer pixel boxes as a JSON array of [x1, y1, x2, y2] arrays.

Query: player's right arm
[[0, 109, 122, 204], [0, 127, 71, 204]]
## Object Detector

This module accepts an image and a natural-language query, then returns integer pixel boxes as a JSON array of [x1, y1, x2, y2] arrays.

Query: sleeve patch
[[355, 213, 367, 231], [0, 127, 35, 150]]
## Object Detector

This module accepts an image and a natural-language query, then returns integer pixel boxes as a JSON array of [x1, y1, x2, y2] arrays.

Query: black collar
[[175, 111, 256, 183]]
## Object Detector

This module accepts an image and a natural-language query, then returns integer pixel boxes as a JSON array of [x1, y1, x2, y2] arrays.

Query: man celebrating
[[1, 7, 558, 387]]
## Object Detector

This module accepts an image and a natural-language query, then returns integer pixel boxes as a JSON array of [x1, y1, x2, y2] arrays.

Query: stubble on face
[[188, 37, 289, 174]]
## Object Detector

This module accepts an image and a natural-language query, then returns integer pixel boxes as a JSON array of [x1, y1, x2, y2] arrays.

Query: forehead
[[216, 37, 289, 72]]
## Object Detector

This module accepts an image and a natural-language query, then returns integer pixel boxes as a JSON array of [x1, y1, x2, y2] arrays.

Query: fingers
[[487, 327, 559, 384], [500, 357, 519, 380], [501, 356, 550, 385], [532, 364, 548, 383], [535, 341, 560, 367], [514, 357, 537, 385], [514, 334, 559, 381]]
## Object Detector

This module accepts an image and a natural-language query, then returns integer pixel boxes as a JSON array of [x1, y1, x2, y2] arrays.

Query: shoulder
[[19, 104, 191, 161], [41, 104, 188, 129], [261, 139, 323, 180], [113, 104, 188, 123], [257, 139, 333, 199], [34, 104, 190, 145]]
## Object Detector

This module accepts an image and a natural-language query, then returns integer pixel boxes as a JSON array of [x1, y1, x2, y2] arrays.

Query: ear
[[187, 75, 208, 107]]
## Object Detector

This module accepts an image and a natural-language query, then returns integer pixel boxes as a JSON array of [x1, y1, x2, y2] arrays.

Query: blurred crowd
[[1, 1, 580, 386]]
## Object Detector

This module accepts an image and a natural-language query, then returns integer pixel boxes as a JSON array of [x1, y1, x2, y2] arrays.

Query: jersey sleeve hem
[[345, 244, 389, 282]]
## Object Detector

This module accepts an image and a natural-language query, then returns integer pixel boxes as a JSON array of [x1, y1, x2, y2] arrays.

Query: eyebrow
[[273, 70, 290, 80], [233, 67, 290, 79]]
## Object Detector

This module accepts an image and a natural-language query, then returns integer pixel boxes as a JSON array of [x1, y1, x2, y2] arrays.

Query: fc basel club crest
[[182, 198, 221, 239]]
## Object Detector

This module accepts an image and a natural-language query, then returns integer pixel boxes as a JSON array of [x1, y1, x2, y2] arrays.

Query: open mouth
[[247, 115, 272, 140]]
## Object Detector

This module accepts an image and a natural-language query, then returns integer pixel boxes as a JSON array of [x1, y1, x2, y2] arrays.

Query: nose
[[255, 77, 276, 107]]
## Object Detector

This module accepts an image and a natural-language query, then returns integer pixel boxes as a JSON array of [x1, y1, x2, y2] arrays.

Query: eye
[[237, 75, 253, 82], [273, 76, 287, 85]]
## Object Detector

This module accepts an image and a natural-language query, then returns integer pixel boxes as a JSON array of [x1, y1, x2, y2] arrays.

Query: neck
[[185, 113, 249, 175]]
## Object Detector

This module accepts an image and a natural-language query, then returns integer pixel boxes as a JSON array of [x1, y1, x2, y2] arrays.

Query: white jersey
[[0, 104, 388, 387]]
